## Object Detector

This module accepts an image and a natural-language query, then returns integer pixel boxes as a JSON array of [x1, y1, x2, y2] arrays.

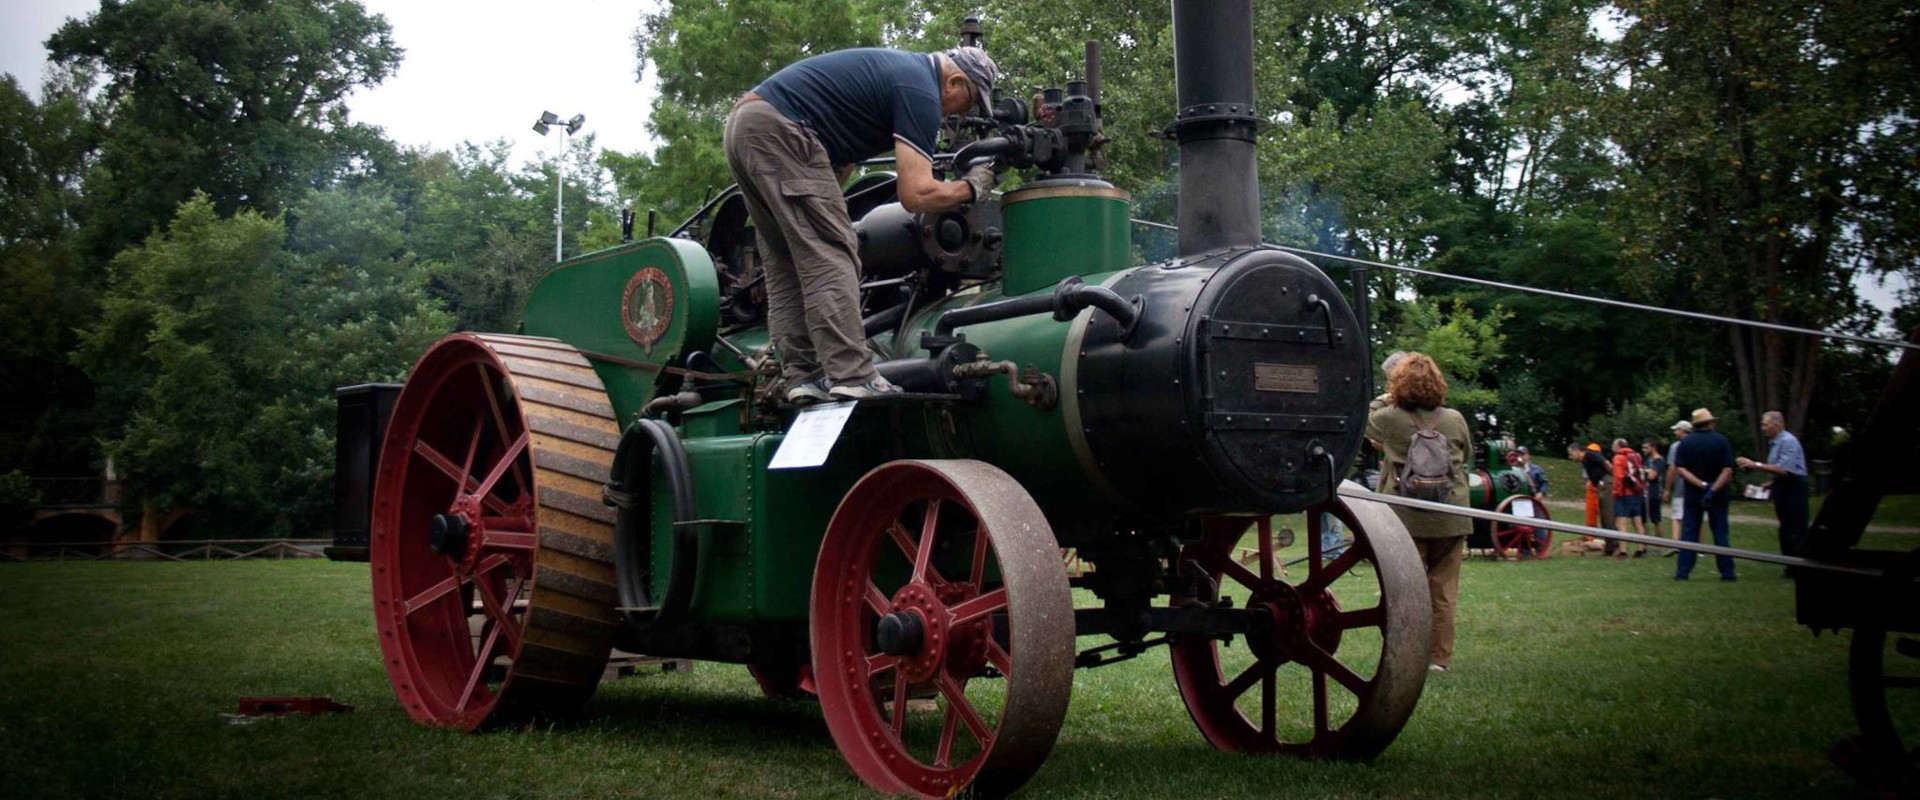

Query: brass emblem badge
[[622, 266, 674, 351]]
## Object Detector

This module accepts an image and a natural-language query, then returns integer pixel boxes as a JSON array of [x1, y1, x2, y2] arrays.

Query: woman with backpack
[[1365, 353, 1473, 673]]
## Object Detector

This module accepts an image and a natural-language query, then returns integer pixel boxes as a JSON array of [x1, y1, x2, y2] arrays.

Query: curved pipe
[[933, 276, 1141, 340], [949, 136, 1014, 172], [607, 418, 698, 630]]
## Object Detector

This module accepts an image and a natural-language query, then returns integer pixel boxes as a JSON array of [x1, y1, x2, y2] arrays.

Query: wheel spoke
[[1337, 606, 1385, 630], [1260, 670, 1276, 734], [864, 581, 892, 615], [413, 440, 467, 485], [1222, 559, 1264, 591], [1223, 657, 1278, 700], [1312, 667, 1330, 733], [477, 364, 529, 497], [984, 638, 1013, 675], [948, 587, 1007, 626], [455, 624, 503, 712], [1258, 518, 1274, 581], [936, 701, 960, 767], [866, 652, 899, 678], [886, 521, 917, 562], [454, 416, 484, 505], [481, 530, 538, 553], [1300, 546, 1363, 596], [1302, 643, 1367, 695], [970, 528, 990, 586], [403, 573, 465, 617], [935, 673, 992, 746], [474, 574, 522, 653], [472, 430, 530, 503], [913, 498, 942, 582], [891, 675, 910, 739]]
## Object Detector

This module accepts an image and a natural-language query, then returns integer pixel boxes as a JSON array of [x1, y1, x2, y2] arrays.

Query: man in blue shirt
[[1738, 410, 1809, 557], [1517, 446, 1548, 496], [1672, 408, 1737, 580], [724, 47, 1001, 402]]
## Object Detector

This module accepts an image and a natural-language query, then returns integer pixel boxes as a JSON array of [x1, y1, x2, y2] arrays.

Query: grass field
[[2, 517, 1914, 799]]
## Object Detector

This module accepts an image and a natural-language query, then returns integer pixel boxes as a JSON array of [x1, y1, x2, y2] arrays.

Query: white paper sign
[[768, 401, 857, 470], [1510, 498, 1537, 518]]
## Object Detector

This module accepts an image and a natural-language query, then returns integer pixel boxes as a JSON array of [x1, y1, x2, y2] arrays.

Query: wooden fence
[[3, 538, 332, 563]]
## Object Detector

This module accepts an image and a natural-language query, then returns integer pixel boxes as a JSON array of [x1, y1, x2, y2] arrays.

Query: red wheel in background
[[370, 333, 623, 730], [1171, 487, 1430, 759], [810, 460, 1074, 799], [1490, 495, 1553, 560]]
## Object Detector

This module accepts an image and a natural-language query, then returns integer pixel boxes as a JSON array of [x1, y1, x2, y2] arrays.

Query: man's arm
[[1676, 466, 1701, 488], [893, 141, 976, 213], [1711, 466, 1733, 492]]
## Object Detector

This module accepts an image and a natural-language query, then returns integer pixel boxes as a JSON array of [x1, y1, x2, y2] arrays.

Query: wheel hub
[[888, 582, 951, 683], [1249, 580, 1343, 663], [876, 611, 927, 656], [428, 512, 471, 557]]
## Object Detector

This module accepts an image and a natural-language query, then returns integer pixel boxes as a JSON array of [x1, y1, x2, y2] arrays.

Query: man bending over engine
[[726, 47, 1002, 402]]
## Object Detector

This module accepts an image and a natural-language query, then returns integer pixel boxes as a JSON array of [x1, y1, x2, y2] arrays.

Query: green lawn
[[1, 520, 1912, 799]]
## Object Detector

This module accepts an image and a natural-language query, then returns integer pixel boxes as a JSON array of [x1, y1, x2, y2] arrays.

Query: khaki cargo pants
[[723, 98, 874, 386], [1414, 535, 1464, 668]]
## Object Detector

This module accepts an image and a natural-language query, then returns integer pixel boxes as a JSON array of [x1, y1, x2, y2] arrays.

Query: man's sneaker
[[785, 378, 830, 405], [829, 376, 902, 400]]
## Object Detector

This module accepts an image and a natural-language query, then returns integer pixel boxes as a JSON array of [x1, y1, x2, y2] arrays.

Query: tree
[[47, 0, 402, 264], [0, 70, 105, 476], [75, 192, 448, 536], [1607, 0, 1920, 444]]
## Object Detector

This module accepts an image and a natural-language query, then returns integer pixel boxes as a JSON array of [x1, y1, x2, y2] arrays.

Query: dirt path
[[1539, 499, 1920, 535]]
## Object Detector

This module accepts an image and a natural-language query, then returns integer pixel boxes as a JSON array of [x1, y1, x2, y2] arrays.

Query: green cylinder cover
[[999, 179, 1131, 296]]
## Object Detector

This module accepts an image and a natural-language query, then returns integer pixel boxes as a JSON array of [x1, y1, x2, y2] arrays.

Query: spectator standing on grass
[[1664, 420, 1692, 548], [1369, 350, 1408, 413], [1611, 438, 1649, 558], [1518, 446, 1548, 497], [1673, 408, 1737, 581], [1641, 439, 1667, 543], [1736, 410, 1809, 559], [1570, 442, 1616, 550], [1367, 353, 1472, 674]]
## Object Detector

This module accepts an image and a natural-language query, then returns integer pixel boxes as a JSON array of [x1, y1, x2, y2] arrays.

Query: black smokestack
[[1169, 0, 1259, 256]]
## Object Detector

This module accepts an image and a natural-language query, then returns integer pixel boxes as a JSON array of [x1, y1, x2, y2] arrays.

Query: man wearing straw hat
[[1671, 408, 1737, 580]]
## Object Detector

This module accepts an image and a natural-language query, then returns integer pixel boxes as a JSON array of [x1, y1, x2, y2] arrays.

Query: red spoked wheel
[[1490, 495, 1553, 560], [811, 460, 1074, 799], [1171, 486, 1431, 759], [371, 333, 623, 730]]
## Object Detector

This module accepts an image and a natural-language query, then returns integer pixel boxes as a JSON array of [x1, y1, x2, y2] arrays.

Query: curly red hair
[[1387, 352, 1448, 410]]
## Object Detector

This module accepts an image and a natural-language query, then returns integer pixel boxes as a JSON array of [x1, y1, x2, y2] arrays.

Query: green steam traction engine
[[1465, 440, 1555, 559], [340, 3, 1437, 797]]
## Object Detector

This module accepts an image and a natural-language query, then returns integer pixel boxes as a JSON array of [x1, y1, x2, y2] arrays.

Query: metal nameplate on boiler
[[1253, 363, 1318, 393]]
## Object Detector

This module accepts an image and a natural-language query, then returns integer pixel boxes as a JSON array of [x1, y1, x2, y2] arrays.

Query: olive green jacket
[[1365, 403, 1474, 539]]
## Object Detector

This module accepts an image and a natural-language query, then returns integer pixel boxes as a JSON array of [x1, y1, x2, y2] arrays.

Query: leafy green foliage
[[74, 193, 448, 536], [47, 0, 403, 263], [1388, 299, 1509, 424]]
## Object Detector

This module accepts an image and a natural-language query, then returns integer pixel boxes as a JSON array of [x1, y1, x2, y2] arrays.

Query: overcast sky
[[1, 0, 663, 166]]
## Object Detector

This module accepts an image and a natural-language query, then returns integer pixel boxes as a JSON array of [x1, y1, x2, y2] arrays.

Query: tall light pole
[[533, 111, 586, 262]]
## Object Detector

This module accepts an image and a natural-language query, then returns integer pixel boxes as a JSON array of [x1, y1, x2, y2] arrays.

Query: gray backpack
[[1396, 412, 1455, 501]]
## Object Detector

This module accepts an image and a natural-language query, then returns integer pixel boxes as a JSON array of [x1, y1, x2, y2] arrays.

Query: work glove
[[1701, 489, 1714, 506], [962, 164, 998, 204]]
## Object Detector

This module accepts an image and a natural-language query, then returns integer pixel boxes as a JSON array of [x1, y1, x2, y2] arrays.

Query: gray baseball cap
[[944, 46, 1000, 115]]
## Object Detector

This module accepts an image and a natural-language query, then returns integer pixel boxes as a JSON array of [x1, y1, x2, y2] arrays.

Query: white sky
[[0, 0, 663, 166]]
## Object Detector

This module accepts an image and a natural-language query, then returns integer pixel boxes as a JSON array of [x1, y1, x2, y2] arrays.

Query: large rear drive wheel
[[371, 333, 623, 730], [811, 460, 1074, 799], [1171, 484, 1430, 759]]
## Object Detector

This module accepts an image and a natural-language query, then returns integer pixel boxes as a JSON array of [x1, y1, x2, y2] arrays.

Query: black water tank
[[329, 383, 401, 562]]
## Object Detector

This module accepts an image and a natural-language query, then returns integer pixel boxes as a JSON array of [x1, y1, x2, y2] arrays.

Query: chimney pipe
[[1169, 0, 1259, 256]]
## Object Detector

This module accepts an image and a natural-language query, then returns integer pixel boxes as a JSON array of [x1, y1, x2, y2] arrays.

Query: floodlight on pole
[[532, 111, 584, 262]]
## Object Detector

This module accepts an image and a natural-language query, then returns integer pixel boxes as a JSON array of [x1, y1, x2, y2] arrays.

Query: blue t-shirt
[[754, 48, 944, 166], [1673, 429, 1735, 503]]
